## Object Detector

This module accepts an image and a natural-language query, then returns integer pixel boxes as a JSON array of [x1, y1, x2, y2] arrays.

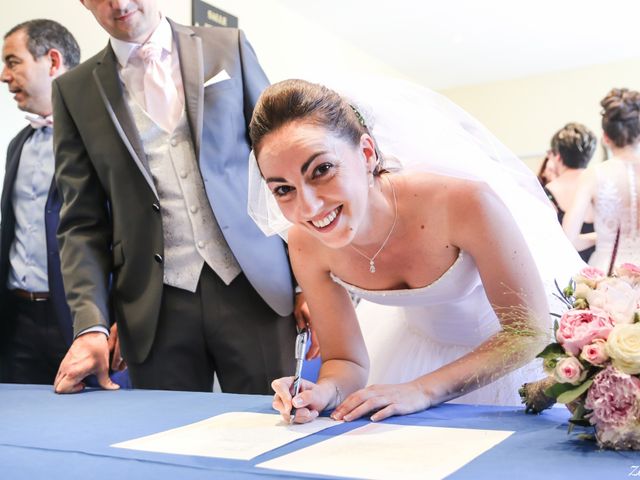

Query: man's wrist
[[76, 325, 109, 338]]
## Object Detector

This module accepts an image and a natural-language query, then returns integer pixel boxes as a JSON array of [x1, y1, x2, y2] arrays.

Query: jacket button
[[154, 254, 163, 264], [152, 203, 160, 212]]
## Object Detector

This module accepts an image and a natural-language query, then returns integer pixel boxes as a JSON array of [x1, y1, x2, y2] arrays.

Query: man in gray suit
[[53, 0, 301, 393]]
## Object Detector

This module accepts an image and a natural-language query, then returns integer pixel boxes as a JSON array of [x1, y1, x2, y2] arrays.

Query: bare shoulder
[[395, 172, 494, 217]]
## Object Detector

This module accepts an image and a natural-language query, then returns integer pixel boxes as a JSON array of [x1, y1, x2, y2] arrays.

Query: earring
[[368, 171, 375, 188]]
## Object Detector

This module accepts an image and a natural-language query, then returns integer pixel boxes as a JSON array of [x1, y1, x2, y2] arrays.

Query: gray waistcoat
[[126, 92, 241, 292]]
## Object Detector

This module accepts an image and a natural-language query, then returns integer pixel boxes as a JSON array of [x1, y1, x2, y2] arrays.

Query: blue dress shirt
[[7, 126, 55, 292]]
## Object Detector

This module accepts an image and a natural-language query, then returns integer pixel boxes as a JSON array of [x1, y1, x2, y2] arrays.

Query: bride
[[248, 78, 584, 423]]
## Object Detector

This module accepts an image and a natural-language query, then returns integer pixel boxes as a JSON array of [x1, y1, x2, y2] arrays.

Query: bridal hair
[[550, 122, 596, 169], [249, 79, 385, 174], [600, 88, 640, 148]]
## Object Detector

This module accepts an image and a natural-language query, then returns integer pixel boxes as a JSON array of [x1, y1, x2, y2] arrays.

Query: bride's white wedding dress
[[332, 251, 565, 407], [589, 159, 640, 270]]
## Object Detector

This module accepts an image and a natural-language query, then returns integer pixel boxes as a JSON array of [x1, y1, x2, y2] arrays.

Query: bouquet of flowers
[[520, 263, 640, 450]]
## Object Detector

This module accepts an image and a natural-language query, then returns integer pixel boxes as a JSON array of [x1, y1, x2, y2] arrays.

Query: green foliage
[[563, 284, 574, 298], [556, 380, 593, 404], [537, 343, 564, 359], [544, 381, 575, 399], [566, 395, 590, 434]]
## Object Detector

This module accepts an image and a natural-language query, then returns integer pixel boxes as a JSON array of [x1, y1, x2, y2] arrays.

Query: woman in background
[[564, 88, 640, 270], [544, 122, 597, 262]]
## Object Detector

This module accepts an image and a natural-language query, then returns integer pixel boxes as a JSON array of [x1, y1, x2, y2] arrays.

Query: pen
[[289, 327, 308, 423]]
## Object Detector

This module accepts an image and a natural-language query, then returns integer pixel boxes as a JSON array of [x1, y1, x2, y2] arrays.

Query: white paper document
[[112, 412, 338, 460], [257, 423, 513, 479]]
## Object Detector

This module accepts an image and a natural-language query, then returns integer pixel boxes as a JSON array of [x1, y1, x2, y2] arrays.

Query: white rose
[[586, 278, 639, 325], [574, 282, 592, 300], [606, 323, 640, 375]]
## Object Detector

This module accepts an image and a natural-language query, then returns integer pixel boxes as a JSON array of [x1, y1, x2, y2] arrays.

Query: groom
[[52, 0, 297, 393]]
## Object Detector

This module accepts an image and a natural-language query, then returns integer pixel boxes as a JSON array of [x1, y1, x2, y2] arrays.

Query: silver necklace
[[350, 176, 398, 273]]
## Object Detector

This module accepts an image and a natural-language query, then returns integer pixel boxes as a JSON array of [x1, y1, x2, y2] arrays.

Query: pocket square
[[204, 69, 231, 87]]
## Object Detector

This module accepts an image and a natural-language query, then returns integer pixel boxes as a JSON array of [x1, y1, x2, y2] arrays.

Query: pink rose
[[580, 339, 609, 365], [615, 263, 640, 288], [553, 356, 587, 385], [585, 366, 640, 428], [574, 267, 607, 288], [556, 308, 615, 355]]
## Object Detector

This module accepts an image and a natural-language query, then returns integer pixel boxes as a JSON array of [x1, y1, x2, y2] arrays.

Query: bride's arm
[[563, 166, 597, 251], [271, 226, 369, 422]]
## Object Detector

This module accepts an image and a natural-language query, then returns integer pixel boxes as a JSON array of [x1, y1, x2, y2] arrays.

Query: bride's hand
[[271, 376, 332, 424], [330, 382, 432, 422]]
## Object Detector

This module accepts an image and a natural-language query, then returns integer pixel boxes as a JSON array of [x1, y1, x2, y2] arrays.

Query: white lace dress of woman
[[589, 158, 640, 270], [248, 76, 586, 406]]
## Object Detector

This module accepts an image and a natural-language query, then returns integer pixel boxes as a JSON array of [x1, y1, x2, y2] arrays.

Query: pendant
[[369, 260, 376, 273]]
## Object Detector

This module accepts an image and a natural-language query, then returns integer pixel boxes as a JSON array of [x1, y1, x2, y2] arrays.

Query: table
[[0, 384, 634, 479]]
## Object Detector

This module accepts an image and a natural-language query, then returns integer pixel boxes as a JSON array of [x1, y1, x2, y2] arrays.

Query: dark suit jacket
[[0, 125, 73, 346], [52, 22, 294, 364]]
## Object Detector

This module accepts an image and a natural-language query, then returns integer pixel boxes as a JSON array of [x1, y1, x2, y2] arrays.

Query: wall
[[442, 58, 640, 171]]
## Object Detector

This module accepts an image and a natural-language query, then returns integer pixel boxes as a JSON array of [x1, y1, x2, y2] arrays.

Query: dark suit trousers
[[0, 295, 68, 384], [127, 266, 296, 393]]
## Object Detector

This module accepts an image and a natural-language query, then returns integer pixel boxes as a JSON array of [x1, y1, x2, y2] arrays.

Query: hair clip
[[349, 104, 367, 128]]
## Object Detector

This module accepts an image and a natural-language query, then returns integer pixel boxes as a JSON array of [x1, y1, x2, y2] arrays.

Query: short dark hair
[[5, 19, 80, 68], [600, 88, 640, 148], [550, 122, 596, 169]]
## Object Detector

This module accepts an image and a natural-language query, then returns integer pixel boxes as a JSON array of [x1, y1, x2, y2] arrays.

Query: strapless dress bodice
[[330, 251, 501, 347]]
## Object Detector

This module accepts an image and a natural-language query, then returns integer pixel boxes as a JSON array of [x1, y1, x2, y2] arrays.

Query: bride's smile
[[309, 205, 343, 231]]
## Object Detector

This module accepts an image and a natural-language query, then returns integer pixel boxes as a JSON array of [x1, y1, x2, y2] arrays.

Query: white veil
[[247, 76, 584, 286]]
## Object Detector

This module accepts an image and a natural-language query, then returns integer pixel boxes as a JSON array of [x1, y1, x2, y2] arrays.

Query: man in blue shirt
[[0, 19, 85, 384]]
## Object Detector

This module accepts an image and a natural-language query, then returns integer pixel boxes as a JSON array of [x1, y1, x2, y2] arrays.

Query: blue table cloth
[[0, 384, 635, 479]]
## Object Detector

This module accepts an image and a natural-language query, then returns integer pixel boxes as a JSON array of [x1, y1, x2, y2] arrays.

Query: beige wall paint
[[442, 59, 640, 172]]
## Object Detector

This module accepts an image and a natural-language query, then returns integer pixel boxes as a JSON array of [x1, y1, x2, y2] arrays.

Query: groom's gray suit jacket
[[52, 21, 294, 364]]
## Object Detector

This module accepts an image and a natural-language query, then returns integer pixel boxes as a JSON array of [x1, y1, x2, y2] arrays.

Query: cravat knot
[[25, 113, 53, 130], [138, 42, 163, 64]]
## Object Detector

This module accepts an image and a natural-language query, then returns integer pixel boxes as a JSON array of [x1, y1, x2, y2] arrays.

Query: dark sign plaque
[[192, 0, 238, 28]]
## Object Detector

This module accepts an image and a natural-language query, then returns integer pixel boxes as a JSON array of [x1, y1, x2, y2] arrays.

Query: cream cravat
[[138, 42, 182, 133]]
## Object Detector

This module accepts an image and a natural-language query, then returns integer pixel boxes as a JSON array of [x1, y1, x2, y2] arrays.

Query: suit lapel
[[92, 45, 158, 198], [171, 21, 204, 159]]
